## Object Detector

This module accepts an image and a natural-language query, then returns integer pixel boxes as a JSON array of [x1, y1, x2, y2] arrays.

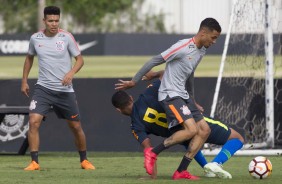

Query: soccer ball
[[248, 156, 272, 179]]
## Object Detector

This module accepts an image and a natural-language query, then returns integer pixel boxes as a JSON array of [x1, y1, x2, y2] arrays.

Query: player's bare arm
[[194, 101, 204, 113], [142, 70, 164, 81], [115, 55, 164, 90], [62, 54, 84, 86], [21, 54, 34, 97]]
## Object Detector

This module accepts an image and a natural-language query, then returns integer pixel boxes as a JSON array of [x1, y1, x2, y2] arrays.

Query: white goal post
[[202, 148, 282, 156], [209, 0, 282, 154]]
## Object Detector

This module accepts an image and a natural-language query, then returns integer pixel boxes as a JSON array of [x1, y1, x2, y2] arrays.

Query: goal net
[[210, 0, 282, 151]]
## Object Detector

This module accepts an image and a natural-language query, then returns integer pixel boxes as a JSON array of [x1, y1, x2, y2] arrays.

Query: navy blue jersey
[[131, 80, 171, 144], [130, 80, 231, 145]]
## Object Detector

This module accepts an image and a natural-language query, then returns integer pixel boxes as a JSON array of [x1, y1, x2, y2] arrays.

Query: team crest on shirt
[[56, 41, 65, 51], [180, 105, 191, 115]]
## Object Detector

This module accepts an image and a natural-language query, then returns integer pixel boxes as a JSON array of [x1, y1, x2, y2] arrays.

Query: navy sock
[[194, 150, 208, 168], [212, 139, 243, 164], [152, 143, 166, 155], [177, 156, 192, 172], [30, 151, 39, 163], [79, 150, 87, 162]]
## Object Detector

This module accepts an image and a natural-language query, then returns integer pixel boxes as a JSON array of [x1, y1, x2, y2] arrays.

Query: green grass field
[[1, 55, 281, 79], [0, 152, 280, 184], [1, 55, 282, 183], [0, 55, 223, 79]]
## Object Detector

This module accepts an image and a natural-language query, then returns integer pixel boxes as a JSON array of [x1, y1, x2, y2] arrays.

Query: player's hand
[[115, 79, 136, 90], [195, 102, 204, 113], [151, 162, 157, 179], [138, 162, 157, 180], [62, 72, 74, 86], [21, 81, 30, 97]]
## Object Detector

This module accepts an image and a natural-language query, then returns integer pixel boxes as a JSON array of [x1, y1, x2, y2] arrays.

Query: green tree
[[0, 0, 38, 33], [0, 0, 165, 34], [100, 0, 166, 33], [49, 0, 133, 32]]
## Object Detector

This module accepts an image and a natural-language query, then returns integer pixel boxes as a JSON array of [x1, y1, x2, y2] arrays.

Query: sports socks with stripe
[[193, 138, 243, 167], [212, 138, 243, 164]]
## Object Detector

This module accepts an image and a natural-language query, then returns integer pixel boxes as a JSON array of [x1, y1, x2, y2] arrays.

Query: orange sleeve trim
[[163, 38, 194, 60], [132, 130, 139, 140], [168, 104, 183, 123]]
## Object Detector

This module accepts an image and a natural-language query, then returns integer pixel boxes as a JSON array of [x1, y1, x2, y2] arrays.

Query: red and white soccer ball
[[248, 156, 272, 179]]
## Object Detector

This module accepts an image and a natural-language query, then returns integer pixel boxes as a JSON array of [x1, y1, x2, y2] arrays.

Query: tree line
[[0, 0, 166, 34]]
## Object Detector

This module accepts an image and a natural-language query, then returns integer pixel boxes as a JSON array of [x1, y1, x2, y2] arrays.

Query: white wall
[[272, 0, 282, 33], [142, 0, 232, 34], [141, 0, 282, 34]]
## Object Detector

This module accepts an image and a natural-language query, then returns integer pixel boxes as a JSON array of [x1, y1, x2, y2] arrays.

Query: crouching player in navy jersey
[[111, 78, 244, 180]]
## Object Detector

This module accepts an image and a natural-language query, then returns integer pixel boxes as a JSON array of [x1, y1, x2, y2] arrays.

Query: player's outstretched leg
[[194, 150, 216, 177], [204, 162, 232, 179], [144, 147, 157, 175], [204, 171, 217, 177], [172, 170, 199, 180]]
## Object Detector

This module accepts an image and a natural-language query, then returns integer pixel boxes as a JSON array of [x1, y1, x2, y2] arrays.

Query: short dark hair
[[44, 6, 60, 17], [199, 18, 221, 33], [111, 91, 131, 109]]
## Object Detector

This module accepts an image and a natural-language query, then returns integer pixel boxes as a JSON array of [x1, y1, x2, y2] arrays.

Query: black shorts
[[204, 116, 231, 145], [173, 116, 231, 146], [160, 96, 203, 129], [29, 84, 80, 121]]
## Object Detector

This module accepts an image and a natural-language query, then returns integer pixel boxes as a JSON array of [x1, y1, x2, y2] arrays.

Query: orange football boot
[[24, 161, 40, 171], [81, 160, 95, 170]]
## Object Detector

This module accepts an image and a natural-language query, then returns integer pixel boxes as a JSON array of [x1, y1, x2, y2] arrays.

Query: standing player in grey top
[[21, 6, 95, 171], [115, 18, 221, 180]]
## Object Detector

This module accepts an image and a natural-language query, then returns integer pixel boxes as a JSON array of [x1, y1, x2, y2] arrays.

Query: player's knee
[[28, 119, 41, 129], [184, 118, 198, 134], [235, 130, 244, 144], [231, 128, 245, 144], [68, 121, 82, 131], [189, 128, 198, 138], [199, 120, 210, 138], [238, 134, 245, 144], [200, 127, 210, 139], [187, 123, 198, 137]]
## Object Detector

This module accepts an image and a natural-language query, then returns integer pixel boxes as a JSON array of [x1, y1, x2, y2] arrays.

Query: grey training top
[[28, 29, 81, 92], [132, 37, 206, 101]]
